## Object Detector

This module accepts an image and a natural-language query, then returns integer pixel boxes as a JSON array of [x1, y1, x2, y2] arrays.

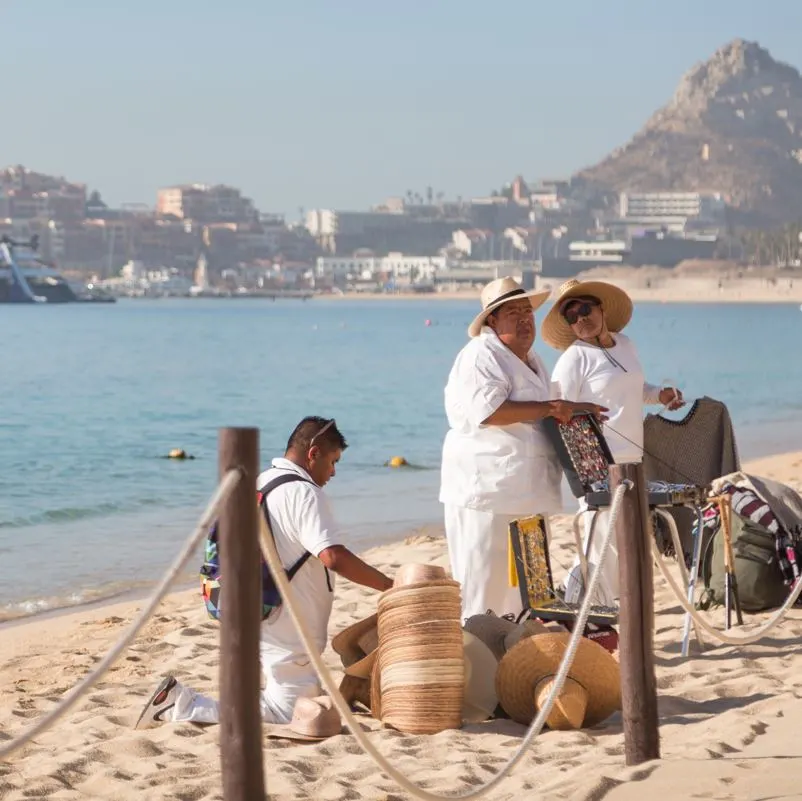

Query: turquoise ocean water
[[1, 297, 801, 621]]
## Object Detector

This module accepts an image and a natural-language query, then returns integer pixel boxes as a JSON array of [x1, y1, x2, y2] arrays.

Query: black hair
[[286, 416, 348, 454]]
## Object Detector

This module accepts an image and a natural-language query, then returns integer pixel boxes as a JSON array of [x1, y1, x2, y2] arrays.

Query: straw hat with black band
[[468, 276, 551, 338], [541, 279, 633, 351]]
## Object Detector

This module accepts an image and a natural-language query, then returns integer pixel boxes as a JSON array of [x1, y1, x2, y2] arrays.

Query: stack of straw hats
[[373, 564, 465, 734]]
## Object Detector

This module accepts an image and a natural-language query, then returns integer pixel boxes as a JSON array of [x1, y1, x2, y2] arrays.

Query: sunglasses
[[309, 418, 335, 449], [562, 300, 599, 326]]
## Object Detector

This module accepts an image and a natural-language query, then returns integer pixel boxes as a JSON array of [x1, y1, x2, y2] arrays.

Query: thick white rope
[[0, 468, 243, 762], [259, 483, 630, 801], [651, 538, 802, 645]]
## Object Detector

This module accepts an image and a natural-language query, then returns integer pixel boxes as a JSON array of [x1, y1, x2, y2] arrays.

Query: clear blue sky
[[2, 0, 801, 218]]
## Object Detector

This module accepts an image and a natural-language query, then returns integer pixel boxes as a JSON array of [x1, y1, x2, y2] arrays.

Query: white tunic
[[550, 333, 661, 464], [439, 327, 562, 620], [439, 327, 563, 515], [551, 333, 660, 606]]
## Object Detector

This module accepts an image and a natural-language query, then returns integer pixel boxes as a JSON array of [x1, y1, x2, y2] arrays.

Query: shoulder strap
[[258, 472, 318, 582], [258, 472, 313, 498]]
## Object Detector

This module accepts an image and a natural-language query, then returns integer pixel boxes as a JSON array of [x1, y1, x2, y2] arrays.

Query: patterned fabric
[[199, 474, 314, 621], [696, 482, 802, 590]]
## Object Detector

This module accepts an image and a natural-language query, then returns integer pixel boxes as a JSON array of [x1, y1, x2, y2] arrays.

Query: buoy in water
[[425, 319, 432, 327], [167, 448, 195, 460], [387, 456, 408, 468]]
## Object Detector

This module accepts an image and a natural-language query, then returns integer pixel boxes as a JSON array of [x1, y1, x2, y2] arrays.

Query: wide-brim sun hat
[[332, 613, 378, 668], [462, 613, 518, 661], [462, 631, 499, 723], [495, 632, 621, 730], [541, 278, 633, 351], [468, 276, 551, 338], [263, 695, 344, 742]]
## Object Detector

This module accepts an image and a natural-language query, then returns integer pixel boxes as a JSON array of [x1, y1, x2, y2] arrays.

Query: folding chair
[[542, 414, 709, 655]]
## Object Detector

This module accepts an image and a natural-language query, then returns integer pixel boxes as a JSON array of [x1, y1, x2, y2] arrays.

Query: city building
[[157, 184, 256, 224]]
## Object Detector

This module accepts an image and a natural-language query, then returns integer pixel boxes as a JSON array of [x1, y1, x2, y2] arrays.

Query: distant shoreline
[[316, 287, 802, 304]]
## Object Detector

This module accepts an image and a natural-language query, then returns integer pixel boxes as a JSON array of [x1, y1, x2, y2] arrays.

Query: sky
[[2, 0, 802, 218]]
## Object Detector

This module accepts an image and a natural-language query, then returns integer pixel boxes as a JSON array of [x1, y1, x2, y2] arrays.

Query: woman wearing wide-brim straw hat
[[439, 277, 608, 623], [542, 278, 685, 607]]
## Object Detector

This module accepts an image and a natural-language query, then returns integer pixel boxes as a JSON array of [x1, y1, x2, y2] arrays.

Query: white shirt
[[550, 333, 661, 463], [439, 327, 563, 515], [256, 457, 341, 656]]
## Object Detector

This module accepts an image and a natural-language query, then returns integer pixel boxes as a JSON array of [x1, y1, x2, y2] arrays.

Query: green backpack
[[699, 512, 789, 612]]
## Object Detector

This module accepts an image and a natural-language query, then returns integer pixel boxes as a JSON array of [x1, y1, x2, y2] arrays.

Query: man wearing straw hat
[[439, 277, 607, 621], [542, 279, 684, 606], [136, 417, 393, 730]]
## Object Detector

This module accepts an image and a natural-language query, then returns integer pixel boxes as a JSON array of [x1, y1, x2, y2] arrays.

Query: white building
[[315, 252, 448, 283], [619, 192, 725, 222], [305, 209, 406, 237], [568, 240, 629, 263]]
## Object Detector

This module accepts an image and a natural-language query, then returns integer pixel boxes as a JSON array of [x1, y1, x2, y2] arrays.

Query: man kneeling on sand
[[135, 416, 393, 729]]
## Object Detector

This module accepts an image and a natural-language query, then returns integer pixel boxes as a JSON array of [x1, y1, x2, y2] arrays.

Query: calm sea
[[2, 297, 801, 621]]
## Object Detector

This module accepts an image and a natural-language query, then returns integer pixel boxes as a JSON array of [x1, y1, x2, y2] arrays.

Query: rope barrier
[[259, 483, 630, 801], [652, 538, 802, 645], [0, 468, 243, 762]]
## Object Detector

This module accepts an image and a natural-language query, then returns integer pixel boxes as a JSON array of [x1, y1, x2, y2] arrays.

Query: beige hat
[[495, 632, 621, 730], [394, 563, 447, 586], [463, 614, 518, 661], [344, 647, 377, 679], [264, 695, 343, 741], [541, 278, 633, 350], [338, 673, 371, 710], [462, 631, 499, 723], [332, 613, 378, 668], [503, 618, 550, 652], [468, 276, 551, 338]]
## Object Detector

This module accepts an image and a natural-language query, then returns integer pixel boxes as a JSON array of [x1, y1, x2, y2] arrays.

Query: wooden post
[[218, 428, 265, 801], [610, 462, 660, 765]]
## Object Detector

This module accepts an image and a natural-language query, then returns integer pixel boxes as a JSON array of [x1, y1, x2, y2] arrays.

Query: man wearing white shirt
[[439, 277, 607, 621], [136, 417, 392, 729]]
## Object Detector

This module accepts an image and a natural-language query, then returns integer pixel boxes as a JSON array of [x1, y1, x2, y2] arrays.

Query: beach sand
[[1, 452, 801, 801]]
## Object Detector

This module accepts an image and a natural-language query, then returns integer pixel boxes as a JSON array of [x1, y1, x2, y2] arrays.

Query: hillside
[[576, 39, 802, 224]]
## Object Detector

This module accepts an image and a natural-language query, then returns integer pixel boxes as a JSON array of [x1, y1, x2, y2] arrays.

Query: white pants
[[444, 505, 528, 622], [563, 505, 619, 608], [171, 612, 323, 725]]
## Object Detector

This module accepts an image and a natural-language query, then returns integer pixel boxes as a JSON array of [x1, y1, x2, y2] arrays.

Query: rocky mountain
[[576, 39, 802, 224]]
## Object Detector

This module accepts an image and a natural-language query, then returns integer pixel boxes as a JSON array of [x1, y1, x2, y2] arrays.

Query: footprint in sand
[[179, 627, 205, 637]]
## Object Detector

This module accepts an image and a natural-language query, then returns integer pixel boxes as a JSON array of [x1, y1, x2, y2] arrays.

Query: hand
[[549, 400, 609, 425], [659, 387, 685, 410]]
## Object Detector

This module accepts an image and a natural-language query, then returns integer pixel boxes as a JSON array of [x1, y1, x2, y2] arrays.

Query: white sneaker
[[135, 675, 178, 729]]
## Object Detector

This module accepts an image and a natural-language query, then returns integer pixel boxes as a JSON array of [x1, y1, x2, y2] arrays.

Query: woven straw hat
[[338, 673, 371, 710], [263, 695, 343, 741], [394, 563, 447, 585], [468, 276, 551, 338], [332, 613, 378, 668], [343, 625, 379, 678], [373, 574, 464, 734], [541, 278, 633, 350], [495, 632, 621, 729]]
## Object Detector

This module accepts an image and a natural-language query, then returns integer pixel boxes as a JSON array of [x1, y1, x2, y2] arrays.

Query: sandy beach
[[317, 262, 802, 304], [1, 452, 801, 801]]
